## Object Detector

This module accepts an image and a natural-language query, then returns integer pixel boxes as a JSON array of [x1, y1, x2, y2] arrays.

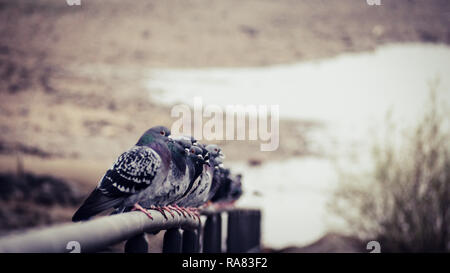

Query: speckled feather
[[98, 145, 162, 196]]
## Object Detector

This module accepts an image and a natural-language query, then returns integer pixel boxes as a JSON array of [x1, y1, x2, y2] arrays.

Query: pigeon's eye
[[214, 148, 218, 152], [190, 149, 195, 154], [160, 131, 165, 136]]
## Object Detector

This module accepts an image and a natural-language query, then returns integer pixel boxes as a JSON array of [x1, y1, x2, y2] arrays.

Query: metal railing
[[0, 208, 261, 253]]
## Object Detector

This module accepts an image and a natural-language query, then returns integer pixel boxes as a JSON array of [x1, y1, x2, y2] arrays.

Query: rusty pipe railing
[[0, 208, 260, 253], [0, 210, 199, 253]]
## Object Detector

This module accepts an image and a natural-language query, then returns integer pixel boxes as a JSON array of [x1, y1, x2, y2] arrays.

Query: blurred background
[[0, 0, 449, 252]]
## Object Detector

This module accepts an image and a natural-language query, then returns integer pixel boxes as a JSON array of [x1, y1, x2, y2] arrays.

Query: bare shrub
[[331, 85, 449, 252]]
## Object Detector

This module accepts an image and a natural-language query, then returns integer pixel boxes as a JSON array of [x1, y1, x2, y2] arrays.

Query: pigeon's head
[[190, 136, 198, 145], [173, 136, 193, 151], [168, 140, 187, 157], [230, 175, 243, 200], [187, 145, 205, 163], [136, 126, 171, 146], [205, 144, 225, 163]]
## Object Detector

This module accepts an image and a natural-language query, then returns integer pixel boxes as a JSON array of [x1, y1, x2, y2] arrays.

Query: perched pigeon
[[211, 168, 243, 206], [172, 135, 195, 151], [171, 136, 204, 185], [228, 174, 243, 202], [178, 144, 224, 209], [72, 126, 172, 222], [135, 139, 190, 218], [205, 145, 225, 202], [172, 145, 205, 209]]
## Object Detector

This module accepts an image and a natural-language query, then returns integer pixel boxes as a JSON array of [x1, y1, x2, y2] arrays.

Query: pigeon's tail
[[72, 189, 124, 222], [109, 206, 132, 216]]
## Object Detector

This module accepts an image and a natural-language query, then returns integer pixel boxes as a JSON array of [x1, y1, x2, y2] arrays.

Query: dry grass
[[331, 85, 450, 252]]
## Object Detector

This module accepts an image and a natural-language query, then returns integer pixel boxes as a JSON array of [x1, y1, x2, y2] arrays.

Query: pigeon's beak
[[167, 135, 174, 143], [205, 159, 211, 167], [197, 154, 204, 160], [218, 151, 225, 159]]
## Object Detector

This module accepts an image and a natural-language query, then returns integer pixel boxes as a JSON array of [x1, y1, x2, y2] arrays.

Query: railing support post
[[124, 233, 148, 253], [227, 210, 240, 252], [203, 213, 222, 253], [182, 229, 199, 253], [247, 210, 261, 252], [162, 228, 182, 253], [227, 209, 261, 253]]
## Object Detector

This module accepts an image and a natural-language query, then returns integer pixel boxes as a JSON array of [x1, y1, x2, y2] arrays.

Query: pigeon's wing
[[211, 173, 231, 203], [98, 145, 162, 196], [175, 173, 202, 206], [72, 188, 124, 222], [72, 146, 162, 222], [207, 169, 223, 201]]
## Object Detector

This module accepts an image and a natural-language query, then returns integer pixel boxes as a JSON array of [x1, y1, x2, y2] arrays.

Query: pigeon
[[205, 145, 225, 202], [178, 144, 224, 209], [211, 168, 243, 207], [172, 135, 196, 151], [72, 126, 172, 222], [171, 135, 205, 196], [136, 139, 189, 218], [228, 174, 243, 202], [171, 143, 205, 215]]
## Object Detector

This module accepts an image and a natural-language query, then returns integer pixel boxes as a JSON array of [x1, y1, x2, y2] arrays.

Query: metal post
[[162, 228, 182, 253], [254, 210, 261, 252], [246, 210, 261, 252], [182, 230, 199, 253], [203, 213, 222, 253], [226, 210, 240, 252], [124, 233, 148, 253], [242, 210, 250, 252], [227, 209, 261, 253]]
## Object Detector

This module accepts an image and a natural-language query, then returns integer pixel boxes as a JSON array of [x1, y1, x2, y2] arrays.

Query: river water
[[146, 43, 450, 248]]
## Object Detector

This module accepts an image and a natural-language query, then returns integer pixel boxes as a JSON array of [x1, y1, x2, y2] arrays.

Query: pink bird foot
[[167, 205, 183, 217], [174, 204, 194, 218], [132, 203, 153, 220], [187, 207, 201, 220], [161, 206, 176, 218], [149, 205, 175, 219]]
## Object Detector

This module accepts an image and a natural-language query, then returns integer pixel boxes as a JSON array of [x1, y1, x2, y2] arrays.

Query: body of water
[[145, 43, 450, 248]]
